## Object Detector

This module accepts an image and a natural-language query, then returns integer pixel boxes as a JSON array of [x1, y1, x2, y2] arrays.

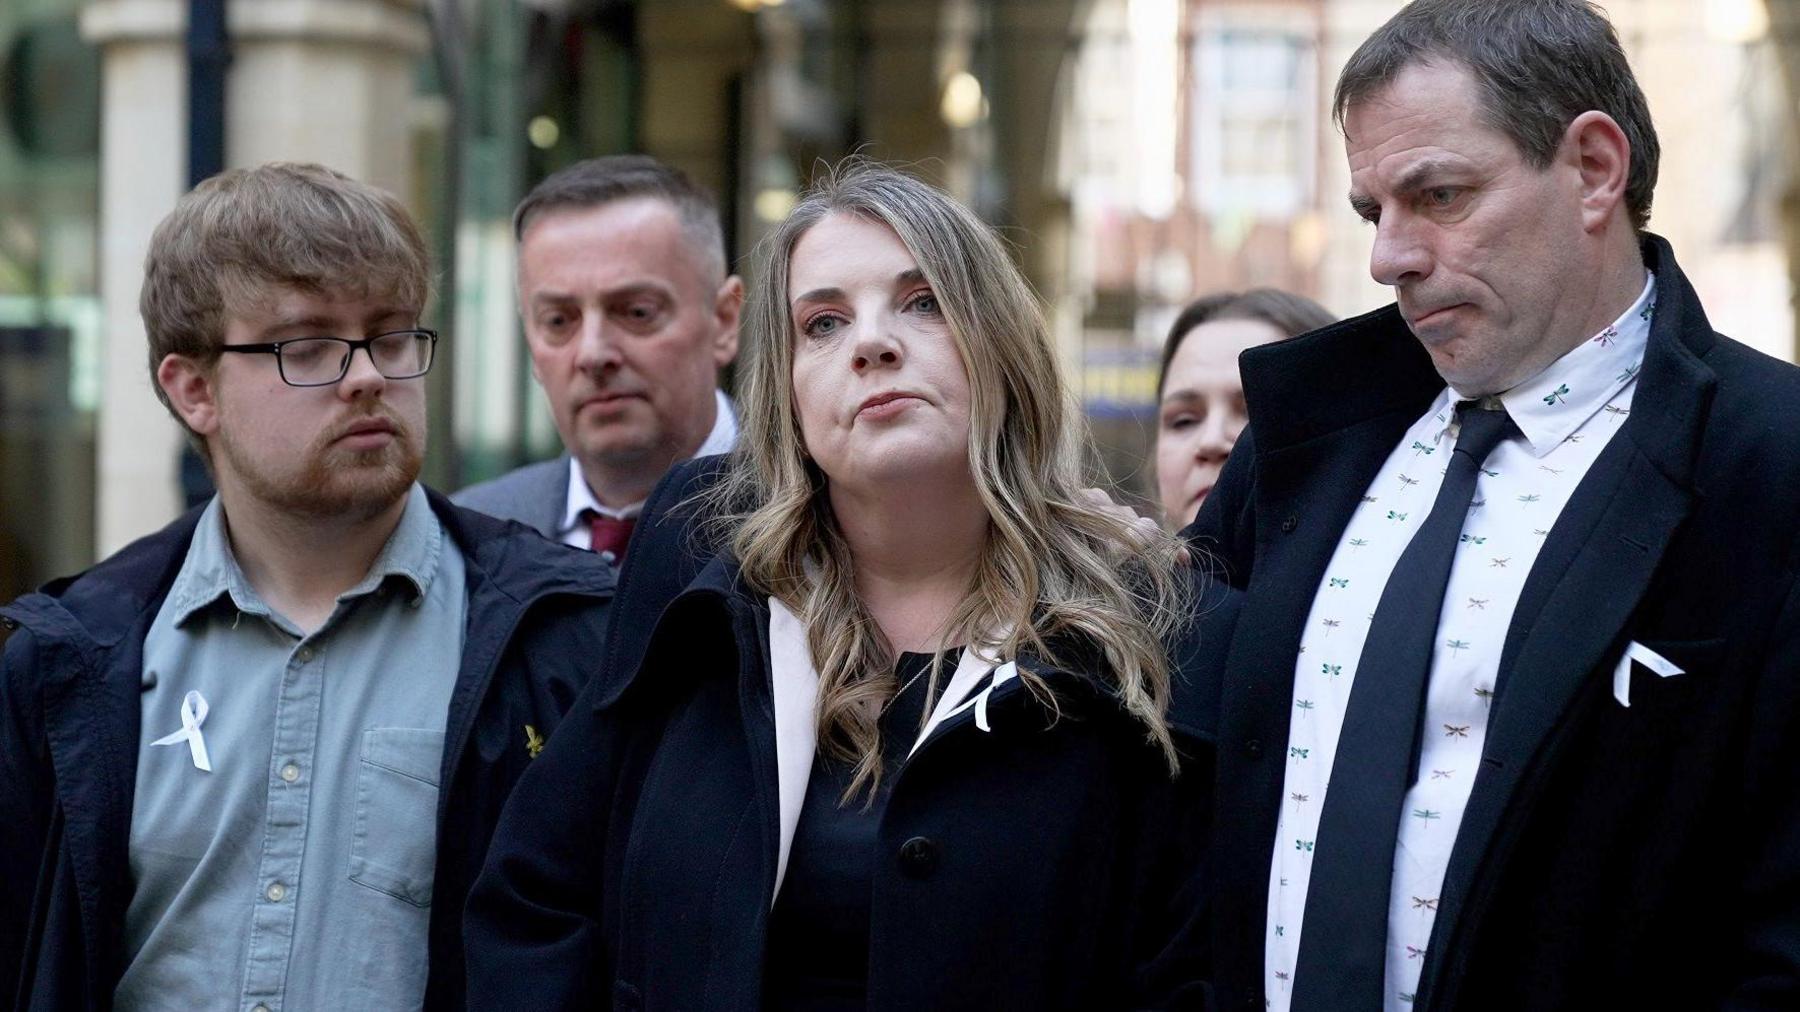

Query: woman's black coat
[[463, 543, 1223, 1011]]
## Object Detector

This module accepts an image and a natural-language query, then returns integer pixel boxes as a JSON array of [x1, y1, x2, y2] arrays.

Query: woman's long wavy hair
[[708, 160, 1191, 801]]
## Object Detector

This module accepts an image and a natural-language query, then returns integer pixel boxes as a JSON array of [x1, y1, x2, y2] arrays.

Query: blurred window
[[1192, 24, 1315, 219]]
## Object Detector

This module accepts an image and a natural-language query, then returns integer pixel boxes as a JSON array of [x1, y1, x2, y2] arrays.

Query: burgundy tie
[[586, 512, 636, 559]]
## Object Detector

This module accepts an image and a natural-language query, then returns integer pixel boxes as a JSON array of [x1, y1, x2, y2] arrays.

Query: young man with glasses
[[0, 163, 614, 1010]]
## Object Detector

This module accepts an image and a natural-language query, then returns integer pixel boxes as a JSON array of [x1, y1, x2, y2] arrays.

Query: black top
[[762, 650, 953, 1010]]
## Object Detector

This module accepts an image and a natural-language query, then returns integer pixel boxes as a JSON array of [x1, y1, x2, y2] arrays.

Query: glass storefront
[[0, 0, 100, 599]]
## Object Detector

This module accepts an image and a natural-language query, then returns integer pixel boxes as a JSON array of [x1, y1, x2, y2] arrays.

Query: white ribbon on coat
[[1611, 641, 1684, 707], [149, 689, 213, 772], [766, 597, 1016, 904]]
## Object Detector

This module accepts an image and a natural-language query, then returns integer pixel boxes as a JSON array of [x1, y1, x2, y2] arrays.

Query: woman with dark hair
[[463, 161, 1218, 1010], [1154, 289, 1335, 527]]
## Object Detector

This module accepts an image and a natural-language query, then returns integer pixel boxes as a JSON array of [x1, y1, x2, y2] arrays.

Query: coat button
[[1281, 514, 1299, 533], [1243, 738, 1263, 758], [898, 836, 939, 878]]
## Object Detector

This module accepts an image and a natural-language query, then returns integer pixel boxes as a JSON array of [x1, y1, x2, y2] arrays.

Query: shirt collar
[[166, 483, 442, 628], [1442, 271, 1655, 457], [558, 388, 737, 534], [696, 388, 739, 458], [339, 483, 443, 604]]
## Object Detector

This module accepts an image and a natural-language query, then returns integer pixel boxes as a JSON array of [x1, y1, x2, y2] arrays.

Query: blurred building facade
[[1063, 0, 1794, 490], [0, 0, 1791, 596]]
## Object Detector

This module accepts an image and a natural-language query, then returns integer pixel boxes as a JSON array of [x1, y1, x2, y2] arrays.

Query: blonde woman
[[465, 163, 1220, 1011]]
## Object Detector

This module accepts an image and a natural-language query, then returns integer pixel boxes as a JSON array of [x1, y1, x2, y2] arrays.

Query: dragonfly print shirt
[[1264, 274, 1656, 1011]]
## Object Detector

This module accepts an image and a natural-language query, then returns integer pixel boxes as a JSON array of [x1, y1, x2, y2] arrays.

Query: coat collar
[[432, 485, 616, 605], [597, 455, 735, 708], [1236, 302, 1444, 454], [625, 549, 1150, 915], [3, 505, 205, 649], [765, 594, 1017, 900]]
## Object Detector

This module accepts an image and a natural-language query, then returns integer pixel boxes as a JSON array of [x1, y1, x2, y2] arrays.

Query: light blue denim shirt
[[116, 484, 466, 1012]]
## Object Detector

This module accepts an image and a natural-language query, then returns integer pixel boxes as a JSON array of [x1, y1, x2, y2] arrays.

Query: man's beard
[[218, 409, 424, 523]]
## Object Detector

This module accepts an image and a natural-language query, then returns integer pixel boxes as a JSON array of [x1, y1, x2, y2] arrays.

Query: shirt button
[[280, 763, 300, 783], [1243, 738, 1263, 758], [296, 647, 314, 663], [252, 1005, 272, 1012], [1281, 514, 1299, 533], [265, 881, 287, 902]]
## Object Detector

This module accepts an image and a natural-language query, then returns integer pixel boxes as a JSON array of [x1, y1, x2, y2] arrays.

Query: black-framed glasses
[[218, 329, 439, 387]]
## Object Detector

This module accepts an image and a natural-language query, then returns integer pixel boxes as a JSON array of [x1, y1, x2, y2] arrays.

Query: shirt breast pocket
[[349, 727, 445, 907]]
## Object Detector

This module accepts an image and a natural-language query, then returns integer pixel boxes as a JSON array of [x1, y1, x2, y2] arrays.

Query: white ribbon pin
[[930, 660, 1020, 734], [1612, 642, 1684, 707], [149, 690, 213, 772]]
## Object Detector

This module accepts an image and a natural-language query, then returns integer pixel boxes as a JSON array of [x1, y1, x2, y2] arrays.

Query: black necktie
[[1291, 400, 1518, 1010]]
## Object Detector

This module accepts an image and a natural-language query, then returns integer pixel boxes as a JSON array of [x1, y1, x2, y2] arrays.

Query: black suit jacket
[[1186, 235, 1800, 1011]]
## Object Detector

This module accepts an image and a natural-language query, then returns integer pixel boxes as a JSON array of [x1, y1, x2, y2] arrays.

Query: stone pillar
[[225, 0, 428, 197], [81, 0, 188, 555], [638, 1, 756, 201], [80, 0, 429, 555]]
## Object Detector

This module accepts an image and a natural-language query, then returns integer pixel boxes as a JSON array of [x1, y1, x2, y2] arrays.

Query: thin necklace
[[889, 667, 929, 706], [884, 651, 948, 715]]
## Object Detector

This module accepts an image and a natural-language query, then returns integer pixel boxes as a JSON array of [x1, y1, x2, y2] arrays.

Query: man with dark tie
[[454, 156, 743, 565], [1188, 2, 1800, 1009]]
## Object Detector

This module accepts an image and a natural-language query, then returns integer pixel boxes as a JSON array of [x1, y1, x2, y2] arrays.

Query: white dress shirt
[[557, 388, 739, 551], [1265, 274, 1656, 1010]]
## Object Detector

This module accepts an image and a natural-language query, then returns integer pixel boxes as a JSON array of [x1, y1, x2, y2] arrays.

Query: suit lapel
[[1418, 442, 1692, 999], [542, 455, 574, 540], [1418, 238, 1717, 1009]]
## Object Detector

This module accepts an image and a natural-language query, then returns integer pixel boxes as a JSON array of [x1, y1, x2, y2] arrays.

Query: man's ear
[[156, 353, 222, 437], [712, 275, 744, 367], [1564, 110, 1631, 233]]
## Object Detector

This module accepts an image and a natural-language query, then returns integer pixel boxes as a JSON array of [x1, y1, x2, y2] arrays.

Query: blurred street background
[[1, 0, 1795, 596]]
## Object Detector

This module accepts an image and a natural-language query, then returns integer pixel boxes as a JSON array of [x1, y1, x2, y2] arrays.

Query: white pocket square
[[1612, 641, 1684, 707]]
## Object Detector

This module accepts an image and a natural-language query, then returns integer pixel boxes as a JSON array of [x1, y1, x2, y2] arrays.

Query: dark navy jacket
[[1187, 236, 1800, 1011], [463, 460, 1238, 1010], [0, 489, 615, 1010]]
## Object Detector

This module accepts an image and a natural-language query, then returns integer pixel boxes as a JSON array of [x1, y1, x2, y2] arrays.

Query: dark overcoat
[[1186, 235, 1800, 1011], [464, 473, 1237, 1011]]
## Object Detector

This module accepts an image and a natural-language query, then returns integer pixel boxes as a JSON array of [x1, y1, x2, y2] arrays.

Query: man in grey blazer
[[454, 156, 742, 564]]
